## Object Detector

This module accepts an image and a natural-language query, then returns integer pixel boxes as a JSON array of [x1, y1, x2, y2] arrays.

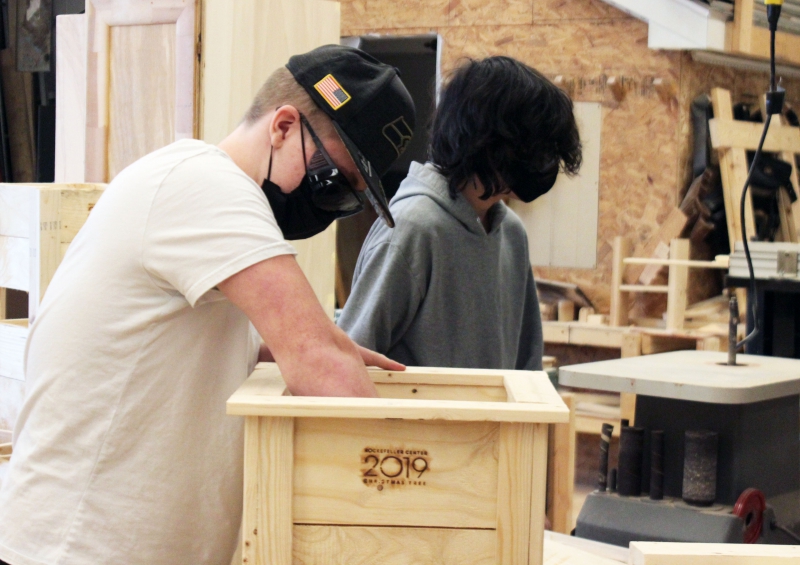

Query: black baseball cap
[[287, 45, 416, 228]]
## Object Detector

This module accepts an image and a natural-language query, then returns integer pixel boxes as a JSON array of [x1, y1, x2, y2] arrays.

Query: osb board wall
[[340, 0, 800, 314]]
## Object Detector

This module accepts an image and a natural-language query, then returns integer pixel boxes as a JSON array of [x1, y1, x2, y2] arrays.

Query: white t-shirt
[[0, 139, 296, 565]]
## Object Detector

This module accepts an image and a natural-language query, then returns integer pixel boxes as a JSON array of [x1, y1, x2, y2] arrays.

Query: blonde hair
[[244, 67, 334, 138]]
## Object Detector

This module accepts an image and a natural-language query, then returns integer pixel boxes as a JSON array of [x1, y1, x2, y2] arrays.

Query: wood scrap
[[578, 307, 595, 323], [684, 294, 730, 324], [537, 279, 594, 310], [626, 169, 720, 286], [558, 300, 575, 322], [586, 314, 608, 325], [624, 208, 689, 285]]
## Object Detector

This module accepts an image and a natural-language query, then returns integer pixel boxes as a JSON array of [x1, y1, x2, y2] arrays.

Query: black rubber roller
[[618, 426, 645, 497]]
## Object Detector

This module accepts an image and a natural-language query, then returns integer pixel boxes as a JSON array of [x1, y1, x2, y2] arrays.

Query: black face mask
[[262, 176, 345, 240], [509, 162, 559, 203], [262, 115, 364, 240]]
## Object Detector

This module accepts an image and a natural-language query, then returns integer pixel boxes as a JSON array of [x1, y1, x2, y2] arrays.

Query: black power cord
[[735, 0, 785, 352]]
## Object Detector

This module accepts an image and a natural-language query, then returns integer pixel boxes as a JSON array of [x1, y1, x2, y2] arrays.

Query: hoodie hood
[[390, 161, 507, 236]]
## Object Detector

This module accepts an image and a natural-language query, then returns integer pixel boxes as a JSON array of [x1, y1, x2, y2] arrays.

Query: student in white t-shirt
[[0, 45, 416, 565]]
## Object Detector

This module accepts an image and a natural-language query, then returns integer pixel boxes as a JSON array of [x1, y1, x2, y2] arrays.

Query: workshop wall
[[340, 0, 800, 314]]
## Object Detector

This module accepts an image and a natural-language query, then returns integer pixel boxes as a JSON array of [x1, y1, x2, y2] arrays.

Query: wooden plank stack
[[228, 364, 569, 565]]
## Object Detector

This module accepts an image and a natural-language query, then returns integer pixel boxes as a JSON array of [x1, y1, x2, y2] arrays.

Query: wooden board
[[710, 88, 757, 249], [0, 377, 25, 431], [509, 102, 602, 269], [84, 0, 197, 183], [55, 14, 88, 183], [241, 416, 294, 565], [610, 237, 631, 326], [200, 0, 341, 317], [665, 239, 689, 331], [629, 541, 800, 564], [0, 320, 28, 381], [496, 422, 535, 563], [293, 525, 496, 565], [108, 24, 177, 179], [293, 418, 500, 529], [229, 364, 569, 423], [200, 0, 341, 144], [0, 184, 105, 321], [547, 393, 575, 534]]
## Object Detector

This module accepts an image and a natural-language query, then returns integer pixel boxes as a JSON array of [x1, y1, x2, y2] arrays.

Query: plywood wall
[[339, 0, 800, 314]]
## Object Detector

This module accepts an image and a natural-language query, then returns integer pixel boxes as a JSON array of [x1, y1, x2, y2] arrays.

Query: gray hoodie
[[338, 161, 543, 371]]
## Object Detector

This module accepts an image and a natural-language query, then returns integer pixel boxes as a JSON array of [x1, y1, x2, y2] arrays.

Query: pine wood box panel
[[227, 364, 569, 565]]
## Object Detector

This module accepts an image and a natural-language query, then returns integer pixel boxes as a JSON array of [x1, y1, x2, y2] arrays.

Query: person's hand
[[357, 345, 406, 371]]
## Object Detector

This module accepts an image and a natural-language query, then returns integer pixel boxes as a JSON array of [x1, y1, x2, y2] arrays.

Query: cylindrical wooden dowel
[[683, 430, 718, 506], [618, 426, 645, 497], [558, 300, 575, 322], [598, 423, 614, 491], [650, 430, 665, 500]]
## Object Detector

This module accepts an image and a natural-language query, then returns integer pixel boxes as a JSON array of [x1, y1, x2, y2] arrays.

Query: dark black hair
[[429, 56, 582, 200]]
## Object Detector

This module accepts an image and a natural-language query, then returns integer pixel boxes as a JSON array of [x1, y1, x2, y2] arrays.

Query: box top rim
[[226, 363, 569, 423]]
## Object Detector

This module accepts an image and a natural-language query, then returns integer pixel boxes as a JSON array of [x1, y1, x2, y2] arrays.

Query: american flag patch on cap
[[314, 74, 351, 110]]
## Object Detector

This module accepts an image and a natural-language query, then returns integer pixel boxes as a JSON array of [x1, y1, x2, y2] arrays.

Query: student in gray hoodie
[[337, 56, 582, 371]]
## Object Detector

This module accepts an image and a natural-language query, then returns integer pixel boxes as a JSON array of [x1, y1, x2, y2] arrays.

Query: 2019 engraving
[[361, 447, 430, 488]]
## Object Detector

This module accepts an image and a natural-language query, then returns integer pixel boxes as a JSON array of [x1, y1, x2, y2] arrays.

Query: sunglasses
[[299, 114, 365, 216]]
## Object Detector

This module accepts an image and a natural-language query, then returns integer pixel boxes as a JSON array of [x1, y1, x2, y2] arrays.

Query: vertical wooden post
[[241, 416, 294, 565], [666, 239, 690, 331], [610, 236, 631, 327], [529, 424, 550, 565], [241, 417, 260, 565], [711, 88, 756, 250], [496, 422, 536, 565], [732, 0, 755, 54], [620, 331, 642, 425], [29, 190, 62, 324], [547, 393, 575, 534]]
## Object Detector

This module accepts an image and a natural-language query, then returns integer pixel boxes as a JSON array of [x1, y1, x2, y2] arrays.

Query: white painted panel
[[0, 185, 32, 238], [54, 14, 88, 183], [0, 321, 28, 381], [510, 102, 602, 269], [0, 236, 30, 292]]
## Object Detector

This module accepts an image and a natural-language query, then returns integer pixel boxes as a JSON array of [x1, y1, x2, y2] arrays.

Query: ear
[[269, 105, 301, 149]]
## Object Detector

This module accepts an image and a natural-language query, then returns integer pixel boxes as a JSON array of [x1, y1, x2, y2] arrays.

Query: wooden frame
[[0, 183, 105, 380], [710, 88, 800, 247], [609, 236, 729, 331], [228, 364, 568, 565], [85, 0, 197, 182], [729, 0, 800, 67]]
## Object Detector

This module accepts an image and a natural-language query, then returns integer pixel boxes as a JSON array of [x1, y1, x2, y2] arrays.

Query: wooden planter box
[[227, 364, 569, 565]]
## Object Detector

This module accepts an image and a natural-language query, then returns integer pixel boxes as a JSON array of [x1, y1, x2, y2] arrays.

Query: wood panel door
[[85, 0, 198, 182], [201, 0, 342, 318]]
